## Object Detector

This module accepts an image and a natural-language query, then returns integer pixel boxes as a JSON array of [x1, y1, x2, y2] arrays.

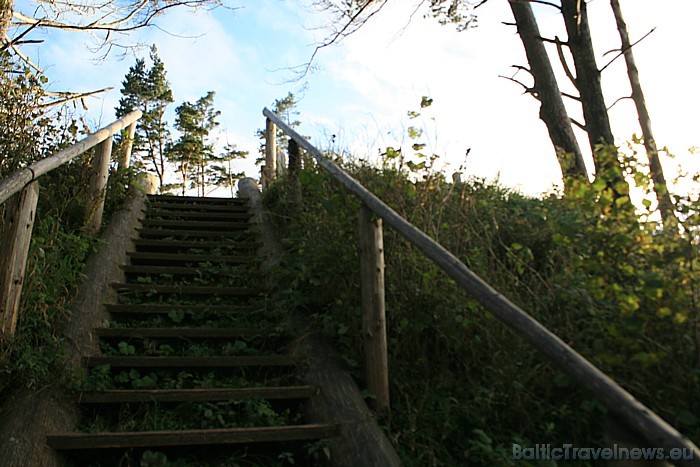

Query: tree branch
[[499, 74, 536, 98], [555, 35, 577, 88], [606, 95, 632, 111], [562, 92, 580, 102], [571, 118, 586, 131], [600, 27, 655, 72], [39, 87, 113, 109]]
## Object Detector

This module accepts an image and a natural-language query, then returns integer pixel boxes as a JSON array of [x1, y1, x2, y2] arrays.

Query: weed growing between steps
[[264, 156, 700, 465], [73, 217, 328, 467]]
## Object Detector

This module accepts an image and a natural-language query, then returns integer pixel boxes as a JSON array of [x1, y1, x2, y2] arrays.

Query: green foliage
[[265, 142, 700, 465], [168, 91, 221, 196], [116, 45, 174, 190]]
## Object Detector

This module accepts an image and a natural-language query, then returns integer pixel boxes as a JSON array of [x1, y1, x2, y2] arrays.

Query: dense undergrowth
[[0, 51, 137, 398], [264, 151, 700, 465]]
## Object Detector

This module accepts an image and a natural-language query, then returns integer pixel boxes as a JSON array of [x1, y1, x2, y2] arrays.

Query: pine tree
[[116, 45, 174, 190], [208, 144, 248, 197], [168, 91, 220, 196]]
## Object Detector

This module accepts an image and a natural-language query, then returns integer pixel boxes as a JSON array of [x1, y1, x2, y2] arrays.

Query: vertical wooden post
[[0, 181, 39, 338], [358, 203, 389, 414], [118, 121, 137, 170], [264, 118, 277, 188], [287, 138, 302, 212], [85, 137, 113, 235]]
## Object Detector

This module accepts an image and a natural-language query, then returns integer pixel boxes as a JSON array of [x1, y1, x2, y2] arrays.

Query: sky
[[16, 0, 700, 197]]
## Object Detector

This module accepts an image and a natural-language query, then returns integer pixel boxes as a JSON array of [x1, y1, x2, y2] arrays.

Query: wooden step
[[127, 252, 253, 264], [140, 219, 249, 230], [121, 265, 232, 276], [86, 355, 298, 368], [76, 386, 318, 404], [112, 283, 262, 296], [136, 228, 255, 239], [145, 210, 252, 221], [147, 202, 249, 212], [47, 424, 339, 450], [94, 327, 272, 339], [105, 304, 261, 315], [132, 239, 261, 251], [148, 195, 248, 205]]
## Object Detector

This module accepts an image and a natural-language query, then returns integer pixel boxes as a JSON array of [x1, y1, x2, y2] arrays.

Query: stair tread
[[86, 355, 298, 368], [146, 202, 249, 212], [141, 219, 249, 228], [127, 252, 253, 262], [76, 386, 318, 403], [105, 304, 261, 313], [47, 424, 339, 450], [94, 327, 273, 338], [148, 194, 248, 204], [132, 239, 261, 249], [145, 210, 252, 220], [136, 228, 257, 238], [112, 283, 262, 295]]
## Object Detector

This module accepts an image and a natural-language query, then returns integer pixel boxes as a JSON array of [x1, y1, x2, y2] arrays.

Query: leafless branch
[[499, 74, 536, 97], [555, 35, 577, 88], [301, 0, 389, 78], [1, 21, 43, 52], [562, 92, 580, 102], [600, 27, 655, 72], [524, 0, 561, 10], [606, 95, 632, 111], [571, 118, 586, 131], [39, 87, 113, 109]]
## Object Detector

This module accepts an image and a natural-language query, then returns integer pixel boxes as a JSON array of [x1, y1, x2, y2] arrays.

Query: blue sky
[[18, 0, 700, 196]]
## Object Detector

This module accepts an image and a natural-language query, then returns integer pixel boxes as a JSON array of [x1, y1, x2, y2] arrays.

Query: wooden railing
[[0, 110, 142, 338], [262, 107, 700, 463]]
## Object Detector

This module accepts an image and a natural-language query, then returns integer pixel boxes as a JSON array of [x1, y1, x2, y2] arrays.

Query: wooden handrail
[[262, 107, 700, 462], [0, 110, 142, 204], [1, 110, 142, 338]]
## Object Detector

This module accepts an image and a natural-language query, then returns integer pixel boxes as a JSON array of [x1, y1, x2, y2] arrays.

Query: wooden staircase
[[47, 194, 338, 466]]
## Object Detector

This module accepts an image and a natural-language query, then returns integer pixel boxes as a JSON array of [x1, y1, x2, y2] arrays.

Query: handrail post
[[0, 181, 39, 338], [358, 203, 389, 414], [85, 136, 113, 234], [118, 121, 137, 170], [264, 118, 277, 188]]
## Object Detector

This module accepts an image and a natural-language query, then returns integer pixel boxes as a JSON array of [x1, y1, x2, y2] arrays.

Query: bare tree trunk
[[610, 0, 676, 226], [561, 0, 630, 202], [508, 0, 588, 189]]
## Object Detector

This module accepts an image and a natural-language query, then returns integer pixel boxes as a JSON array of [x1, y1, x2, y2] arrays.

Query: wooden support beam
[[0, 181, 39, 337], [358, 203, 389, 414], [118, 121, 137, 169], [84, 137, 112, 235], [264, 118, 277, 188]]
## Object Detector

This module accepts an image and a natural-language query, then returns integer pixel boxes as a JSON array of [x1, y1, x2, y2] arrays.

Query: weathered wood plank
[[126, 252, 253, 263], [263, 107, 700, 460], [136, 228, 255, 239], [144, 210, 252, 220], [86, 355, 298, 368], [146, 202, 249, 212], [111, 283, 261, 296], [94, 327, 271, 339], [147, 195, 246, 205], [47, 424, 339, 450], [85, 138, 113, 234], [358, 204, 389, 414], [104, 304, 261, 314], [76, 386, 318, 404], [0, 182, 39, 337], [140, 219, 249, 229], [117, 121, 137, 169], [132, 239, 261, 250], [264, 118, 277, 188]]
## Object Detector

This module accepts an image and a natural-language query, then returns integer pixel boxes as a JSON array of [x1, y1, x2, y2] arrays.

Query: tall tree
[[508, 0, 588, 188], [169, 91, 220, 196], [610, 0, 675, 225], [116, 45, 174, 191], [208, 144, 248, 197], [560, 0, 630, 203]]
